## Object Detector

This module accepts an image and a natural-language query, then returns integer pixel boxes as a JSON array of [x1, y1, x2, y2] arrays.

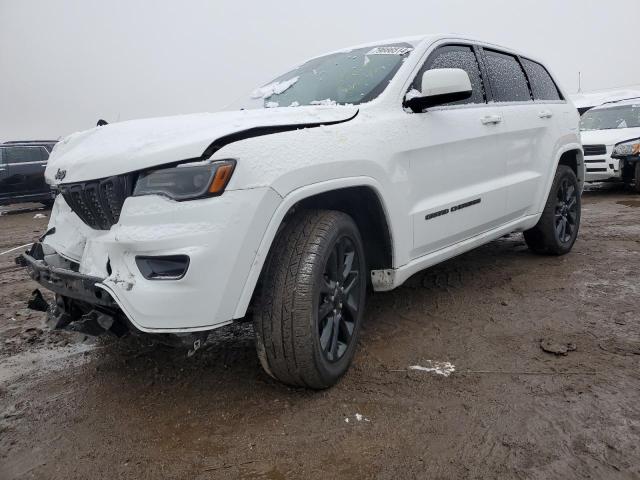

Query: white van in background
[[580, 98, 640, 182]]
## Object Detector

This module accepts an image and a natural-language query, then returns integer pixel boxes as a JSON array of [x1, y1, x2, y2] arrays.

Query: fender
[[537, 142, 584, 214], [232, 176, 395, 319]]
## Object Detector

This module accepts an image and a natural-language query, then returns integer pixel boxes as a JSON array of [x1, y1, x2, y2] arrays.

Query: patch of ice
[[251, 76, 299, 99], [405, 88, 421, 101], [310, 99, 337, 106], [409, 361, 456, 377]]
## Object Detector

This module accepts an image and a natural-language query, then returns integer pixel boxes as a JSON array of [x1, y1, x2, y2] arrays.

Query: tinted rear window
[[521, 58, 561, 101], [484, 50, 531, 102], [0, 146, 47, 163]]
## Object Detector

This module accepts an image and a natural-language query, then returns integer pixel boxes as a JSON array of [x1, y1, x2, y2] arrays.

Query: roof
[[570, 87, 640, 109], [592, 97, 640, 110], [2, 140, 58, 145]]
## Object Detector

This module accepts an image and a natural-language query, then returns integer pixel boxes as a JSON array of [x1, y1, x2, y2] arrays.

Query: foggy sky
[[1, 0, 639, 140]]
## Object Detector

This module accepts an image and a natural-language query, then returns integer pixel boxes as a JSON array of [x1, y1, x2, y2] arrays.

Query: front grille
[[60, 174, 134, 230], [583, 144, 607, 156]]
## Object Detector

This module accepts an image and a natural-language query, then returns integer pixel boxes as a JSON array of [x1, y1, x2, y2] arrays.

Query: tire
[[524, 165, 581, 255], [634, 162, 640, 194], [253, 209, 367, 389]]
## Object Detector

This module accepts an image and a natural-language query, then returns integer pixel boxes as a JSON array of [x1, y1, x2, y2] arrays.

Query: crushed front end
[[18, 179, 281, 342]]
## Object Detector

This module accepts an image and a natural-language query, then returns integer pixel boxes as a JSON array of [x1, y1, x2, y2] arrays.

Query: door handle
[[538, 110, 553, 119], [481, 115, 503, 125]]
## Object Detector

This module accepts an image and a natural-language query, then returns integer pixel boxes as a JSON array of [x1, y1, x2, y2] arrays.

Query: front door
[[403, 44, 510, 258]]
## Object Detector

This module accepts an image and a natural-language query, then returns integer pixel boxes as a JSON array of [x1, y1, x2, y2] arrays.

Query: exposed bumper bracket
[[20, 248, 115, 308]]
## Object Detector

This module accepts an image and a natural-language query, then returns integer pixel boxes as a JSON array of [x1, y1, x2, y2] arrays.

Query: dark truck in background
[[0, 140, 58, 207]]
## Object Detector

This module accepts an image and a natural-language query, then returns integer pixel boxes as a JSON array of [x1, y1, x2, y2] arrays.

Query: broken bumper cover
[[33, 187, 281, 333], [20, 250, 115, 308]]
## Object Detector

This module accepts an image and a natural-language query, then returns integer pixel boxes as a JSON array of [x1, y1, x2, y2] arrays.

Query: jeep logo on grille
[[54, 168, 67, 181]]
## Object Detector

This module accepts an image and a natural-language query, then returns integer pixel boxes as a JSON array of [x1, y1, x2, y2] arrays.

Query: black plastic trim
[[201, 110, 359, 159]]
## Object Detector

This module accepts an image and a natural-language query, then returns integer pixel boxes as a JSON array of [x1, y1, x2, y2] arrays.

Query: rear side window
[[484, 50, 531, 102], [412, 45, 485, 106], [1, 147, 47, 163], [521, 58, 561, 101]]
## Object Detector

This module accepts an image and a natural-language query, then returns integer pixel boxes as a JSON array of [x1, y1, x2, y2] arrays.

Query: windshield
[[580, 104, 640, 131], [233, 43, 413, 110]]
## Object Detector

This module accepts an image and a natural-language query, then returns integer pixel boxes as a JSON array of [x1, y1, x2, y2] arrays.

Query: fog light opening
[[135, 255, 190, 280]]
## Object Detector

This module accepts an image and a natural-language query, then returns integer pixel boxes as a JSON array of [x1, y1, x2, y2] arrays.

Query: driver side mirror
[[404, 68, 473, 113]]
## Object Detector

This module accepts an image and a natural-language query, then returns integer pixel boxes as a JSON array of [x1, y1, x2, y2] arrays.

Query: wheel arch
[[556, 146, 585, 190], [232, 177, 395, 319]]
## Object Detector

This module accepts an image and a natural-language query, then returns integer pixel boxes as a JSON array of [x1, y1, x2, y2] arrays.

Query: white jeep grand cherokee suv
[[21, 35, 584, 388]]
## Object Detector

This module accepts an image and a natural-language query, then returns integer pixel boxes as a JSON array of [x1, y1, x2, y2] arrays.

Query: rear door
[[481, 49, 564, 219], [404, 43, 510, 258], [3, 146, 50, 197]]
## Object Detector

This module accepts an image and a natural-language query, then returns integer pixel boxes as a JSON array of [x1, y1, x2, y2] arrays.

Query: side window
[[521, 58, 561, 101], [2, 147, 46, 164], [484, 50, 531, 102], [411, 45, 485, 106]]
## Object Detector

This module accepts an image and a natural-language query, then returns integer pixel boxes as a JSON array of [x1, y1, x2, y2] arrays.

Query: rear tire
[[253, 209, 367, 389], [524, 165, 581, 255]]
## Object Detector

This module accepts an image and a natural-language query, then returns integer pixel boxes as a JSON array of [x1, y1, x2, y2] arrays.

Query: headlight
[[612, 138, 640, 158], [133, 159, 235, 200]]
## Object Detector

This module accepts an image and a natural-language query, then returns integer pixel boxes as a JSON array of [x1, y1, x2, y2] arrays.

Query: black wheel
[[253, 209, 367, 389], [524, 165, 581, 255], [634, 162, 640, 194]]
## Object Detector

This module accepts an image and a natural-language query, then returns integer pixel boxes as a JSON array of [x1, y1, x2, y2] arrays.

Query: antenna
[[578, 72, 582, 93]]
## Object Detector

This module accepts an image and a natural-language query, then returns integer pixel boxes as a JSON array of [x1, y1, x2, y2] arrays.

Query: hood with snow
[[580, 126, 640, 147], [46, 106, 358, 185]]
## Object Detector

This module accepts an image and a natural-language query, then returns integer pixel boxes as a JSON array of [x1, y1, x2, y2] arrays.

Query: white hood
[[46, 106, 358, 184], [580, 127, 640, 147]]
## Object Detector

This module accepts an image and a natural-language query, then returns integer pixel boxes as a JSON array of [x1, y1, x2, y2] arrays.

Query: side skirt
[[371, 214, 540, 291]]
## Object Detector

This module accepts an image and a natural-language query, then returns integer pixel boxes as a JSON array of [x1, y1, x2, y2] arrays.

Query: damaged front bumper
[[20, 246, 115, 309], [20, 187, 281, 334]]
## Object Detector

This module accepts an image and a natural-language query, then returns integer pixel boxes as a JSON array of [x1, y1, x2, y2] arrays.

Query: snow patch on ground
[[33, 213, 47, 219], [344, 413, 370, 423], [409, 361, 456, 377]]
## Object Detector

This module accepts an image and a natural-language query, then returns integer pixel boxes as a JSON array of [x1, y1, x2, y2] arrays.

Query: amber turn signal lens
[[208, 163, 234, 194]]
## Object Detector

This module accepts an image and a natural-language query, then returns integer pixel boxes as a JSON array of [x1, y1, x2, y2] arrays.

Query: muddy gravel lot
[[1, 185, 639, 480]]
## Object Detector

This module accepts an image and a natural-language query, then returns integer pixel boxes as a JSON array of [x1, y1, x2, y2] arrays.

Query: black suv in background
[[0, 140, 58, 207]]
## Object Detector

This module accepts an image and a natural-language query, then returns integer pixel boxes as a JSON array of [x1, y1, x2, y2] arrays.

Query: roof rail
[[2, 140, 58, 145], [600, 96, 640, 106]]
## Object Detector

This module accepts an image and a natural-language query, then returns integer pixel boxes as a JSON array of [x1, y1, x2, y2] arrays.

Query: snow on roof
[[570, 87, 640, 109], [590, 97, 640, 110]]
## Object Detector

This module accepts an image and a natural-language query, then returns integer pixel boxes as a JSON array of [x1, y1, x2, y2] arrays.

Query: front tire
[[634, 162, 640, 194], [524, 165, 581, 255], [254, 209, 367, 389]]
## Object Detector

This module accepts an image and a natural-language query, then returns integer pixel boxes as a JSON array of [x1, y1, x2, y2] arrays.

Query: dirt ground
[[1, 185, 639, 480]]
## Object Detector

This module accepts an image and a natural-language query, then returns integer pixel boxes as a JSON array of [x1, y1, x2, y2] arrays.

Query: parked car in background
[[580, 98, 640, 182], [20, 34, 583, 389], [0, 140, 58, 207], [612, 137, 640, 193]]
